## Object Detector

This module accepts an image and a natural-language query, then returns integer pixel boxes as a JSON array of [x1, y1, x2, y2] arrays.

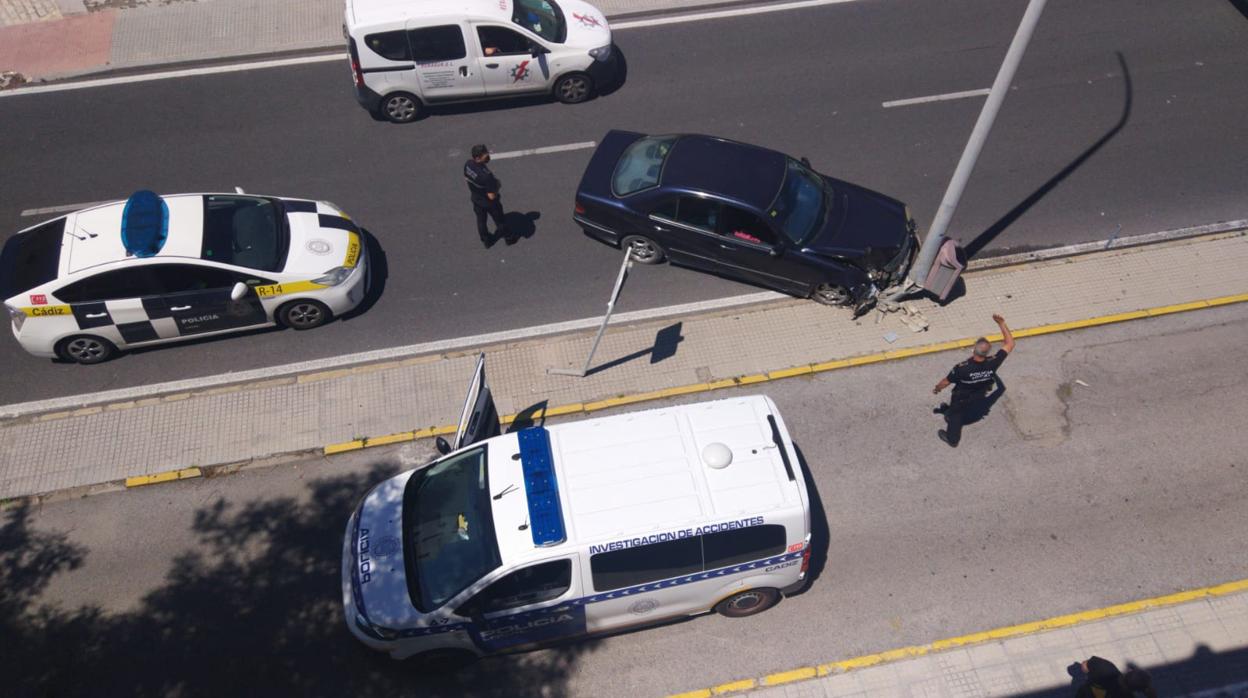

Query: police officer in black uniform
[[464, 144, 511, 247], [932, 314, 1015, 447]]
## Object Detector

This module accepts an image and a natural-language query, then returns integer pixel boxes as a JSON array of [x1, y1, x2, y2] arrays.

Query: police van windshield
[[512, 0, 566, 43], [402, 446, 501, 613]]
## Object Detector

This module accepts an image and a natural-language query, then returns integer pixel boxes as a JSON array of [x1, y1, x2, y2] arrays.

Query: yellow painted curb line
[[320, 291, 1248, 459], [667, 577, 1248, 698], [125, 467, 202, 488]]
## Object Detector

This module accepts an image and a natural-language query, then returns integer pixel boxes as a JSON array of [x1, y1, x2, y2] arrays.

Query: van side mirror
[[530, 44, 548, 58], [435, 436, 452, 455], [230, 282, 248, 301]]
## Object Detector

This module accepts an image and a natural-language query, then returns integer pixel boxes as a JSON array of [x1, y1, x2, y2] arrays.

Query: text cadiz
[[588, 516, 765, 555]]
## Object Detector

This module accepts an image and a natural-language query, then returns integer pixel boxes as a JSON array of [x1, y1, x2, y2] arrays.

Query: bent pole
[[898, 0, 1050, 297]]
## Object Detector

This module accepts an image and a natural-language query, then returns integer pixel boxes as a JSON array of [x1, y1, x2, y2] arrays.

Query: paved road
[[8, 303, 1248, 697], [2, 0, 1246, 402]]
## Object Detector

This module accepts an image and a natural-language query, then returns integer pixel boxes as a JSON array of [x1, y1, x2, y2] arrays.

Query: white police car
[[342, 357, 813, 664], [1, 191, 369, 364]]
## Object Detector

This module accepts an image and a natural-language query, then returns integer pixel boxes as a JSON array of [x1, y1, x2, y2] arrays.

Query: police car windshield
[[768, 159, 828, 245], [512, 0, 566, 43], [200, 195, 289, 272], [402, 446, 501, 613]]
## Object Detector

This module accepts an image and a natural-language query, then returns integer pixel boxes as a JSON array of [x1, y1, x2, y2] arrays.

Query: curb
[[667, 577, 1248, 697], [320, 290, 1248, 456]]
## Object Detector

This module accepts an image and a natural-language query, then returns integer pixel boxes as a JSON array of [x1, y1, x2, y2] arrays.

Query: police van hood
[[559, 0, 611, 49], [282, 201, 363, 277], [345, 471, 426, 632]]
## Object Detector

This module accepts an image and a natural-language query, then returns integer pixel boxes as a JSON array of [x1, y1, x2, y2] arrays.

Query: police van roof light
[[517, 427, 567, 547]]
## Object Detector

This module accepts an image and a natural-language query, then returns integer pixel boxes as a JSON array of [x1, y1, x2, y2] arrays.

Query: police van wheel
[[554, 72, 594, 104], [56, 335, 118, 365], [621, 235, 665, 264], [715, 588, 780, 618], [409, 648, 477, 672], [811, 282, 852, 307], [380, 92, 422, 123], [278, 300, 331, 330]]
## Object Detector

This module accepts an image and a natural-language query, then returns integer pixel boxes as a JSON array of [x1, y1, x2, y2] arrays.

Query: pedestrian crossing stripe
[[254, 280, 327, 298]]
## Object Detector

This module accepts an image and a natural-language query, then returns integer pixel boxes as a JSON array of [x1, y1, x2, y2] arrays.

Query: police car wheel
[[621, 235, 665, 264], [55, 335, 117, 365], [380, 92, 422, 123], [554, 73, 594, 104], [715, 588, 780, 618], [811, 282, 852, 307], [278, 299, 332, 330]]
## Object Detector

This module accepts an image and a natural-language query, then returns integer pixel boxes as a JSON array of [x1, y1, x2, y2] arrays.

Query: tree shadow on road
[[2, 460, 595, 698], [963, 52, 1133, 259]]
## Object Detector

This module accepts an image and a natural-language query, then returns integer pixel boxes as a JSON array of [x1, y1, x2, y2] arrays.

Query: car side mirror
[[230, 282, 248, 301], [800, 157, 811, 168], [530, 44, 547, 57], [435, 436, 452, 455]]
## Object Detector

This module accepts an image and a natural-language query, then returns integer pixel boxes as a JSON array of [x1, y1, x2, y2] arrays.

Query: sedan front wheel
[[811, 282, 853, 307], [621, 235, 665, 264]]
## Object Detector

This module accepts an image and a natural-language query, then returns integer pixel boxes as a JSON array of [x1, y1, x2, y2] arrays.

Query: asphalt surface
[[8, 303, 1248, 697], [1, 0, 1246, 402]]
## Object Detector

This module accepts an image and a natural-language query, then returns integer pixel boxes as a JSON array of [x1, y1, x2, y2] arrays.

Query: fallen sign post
[[548, 247, 634, 377]]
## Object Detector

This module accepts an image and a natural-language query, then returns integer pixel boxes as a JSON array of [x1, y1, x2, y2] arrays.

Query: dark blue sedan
[[574, 130, 918, 308]]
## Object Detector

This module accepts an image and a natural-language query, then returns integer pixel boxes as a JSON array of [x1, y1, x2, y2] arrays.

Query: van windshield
[[402, 446, 501, 612], [512, 0, 566, 43]]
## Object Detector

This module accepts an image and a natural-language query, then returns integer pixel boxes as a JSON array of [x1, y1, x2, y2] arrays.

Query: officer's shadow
[[500, 211, 541, 245], [961, 376, 1007, 426]]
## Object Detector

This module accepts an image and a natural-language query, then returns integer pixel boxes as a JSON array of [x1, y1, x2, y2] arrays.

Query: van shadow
[[962, 52, 1133, 259], [790, 444, 830, 594], [1, 461, 598, 698], [585, 321, 684, 376]]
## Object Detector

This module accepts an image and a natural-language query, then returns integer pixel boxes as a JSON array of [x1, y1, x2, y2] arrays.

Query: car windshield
[[0, 218, 65, 300], [768, 159, 827, 245], [512, 0, 566, 43], [200, 195, 288, 272], [402, 446, 501, 613], [612, 135, 677, 196]]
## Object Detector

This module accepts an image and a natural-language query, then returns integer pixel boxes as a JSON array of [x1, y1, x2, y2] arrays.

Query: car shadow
[[789, 443, 830, 595], [340, 228, 388, 322], [962, 52, 1133, 259]]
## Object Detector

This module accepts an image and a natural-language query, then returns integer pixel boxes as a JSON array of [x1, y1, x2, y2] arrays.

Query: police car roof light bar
[[120, 190, 169, 258], [517, 427, 567, 547]]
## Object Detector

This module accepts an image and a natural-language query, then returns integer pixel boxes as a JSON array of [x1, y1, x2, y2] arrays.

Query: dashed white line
[[0, 0, 865, 97], [882, 88, 991, 109], [490, 141, 597, 160]]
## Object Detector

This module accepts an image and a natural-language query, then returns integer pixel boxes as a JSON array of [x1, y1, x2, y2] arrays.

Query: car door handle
[[85, 312, 107, 318], [719, 244, 735, 250], [485, 63, 499, 69], [170, 305, 191, 311]]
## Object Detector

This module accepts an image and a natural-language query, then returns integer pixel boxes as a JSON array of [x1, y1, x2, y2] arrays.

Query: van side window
[[365, 30, 411, 61], [703, 525, 787, 570], [590, 538, 702, 592], [457, 559, 572, 616], [408, 25, 467, 62], [477, 25, 535, 56]]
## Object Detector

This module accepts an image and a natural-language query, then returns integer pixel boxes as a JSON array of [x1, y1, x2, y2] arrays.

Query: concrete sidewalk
[[1, 227, 1246, 501], [0, 0, 738, 82], [688, 580, 1248, 698]]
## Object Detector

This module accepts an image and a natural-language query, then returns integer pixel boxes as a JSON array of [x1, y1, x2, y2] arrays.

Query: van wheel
[[278, 299, 331, 330], [715, 588, 780, 618], [55, 335, 118, 365], [554, 72, 594, 104], [621, 235, 664, 264], [408, 648, 477, 673], [380, 92, 422, 123]]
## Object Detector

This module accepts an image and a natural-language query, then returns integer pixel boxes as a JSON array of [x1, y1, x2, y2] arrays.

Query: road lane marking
[[0, 0, 866, 97], [21, 200, 114, 217], [882, 87, 991, 108], [669, 577, 1248, 698], [489, 141, 597, 160]]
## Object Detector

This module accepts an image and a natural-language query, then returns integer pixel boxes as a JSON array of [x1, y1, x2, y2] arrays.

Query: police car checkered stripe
[[350, 543, 805, 639]]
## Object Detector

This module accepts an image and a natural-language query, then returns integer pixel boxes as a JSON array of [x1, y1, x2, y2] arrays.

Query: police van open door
[[455, 353, 501, 450]]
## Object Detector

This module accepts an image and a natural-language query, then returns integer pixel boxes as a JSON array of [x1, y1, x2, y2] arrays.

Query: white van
[[344, 0, 616, 123], [341, 356, 813, 663]]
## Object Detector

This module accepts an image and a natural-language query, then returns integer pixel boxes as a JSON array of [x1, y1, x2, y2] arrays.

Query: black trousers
[[944, 388, 987, 445], [472, 198, 507, 241]]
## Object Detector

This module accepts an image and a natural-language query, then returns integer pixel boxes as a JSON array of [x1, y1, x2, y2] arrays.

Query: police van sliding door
[[405, 23, 485, 101], [454, 557, 585, 653], [584, 536, 711, 634]]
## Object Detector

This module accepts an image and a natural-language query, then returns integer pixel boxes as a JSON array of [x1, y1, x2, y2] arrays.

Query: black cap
[[471, 144, 489, 159]]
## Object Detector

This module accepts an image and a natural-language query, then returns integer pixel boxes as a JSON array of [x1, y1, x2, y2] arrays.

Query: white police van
[[345, 0, 615, 123], [342, 356, 813, 662]]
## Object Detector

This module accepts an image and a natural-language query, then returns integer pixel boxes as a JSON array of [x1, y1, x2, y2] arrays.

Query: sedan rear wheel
[[56, 335, 117, 365], [811, 282, 853, 307], [621, 235, 665, 264], [279, 299, 331, 330]]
